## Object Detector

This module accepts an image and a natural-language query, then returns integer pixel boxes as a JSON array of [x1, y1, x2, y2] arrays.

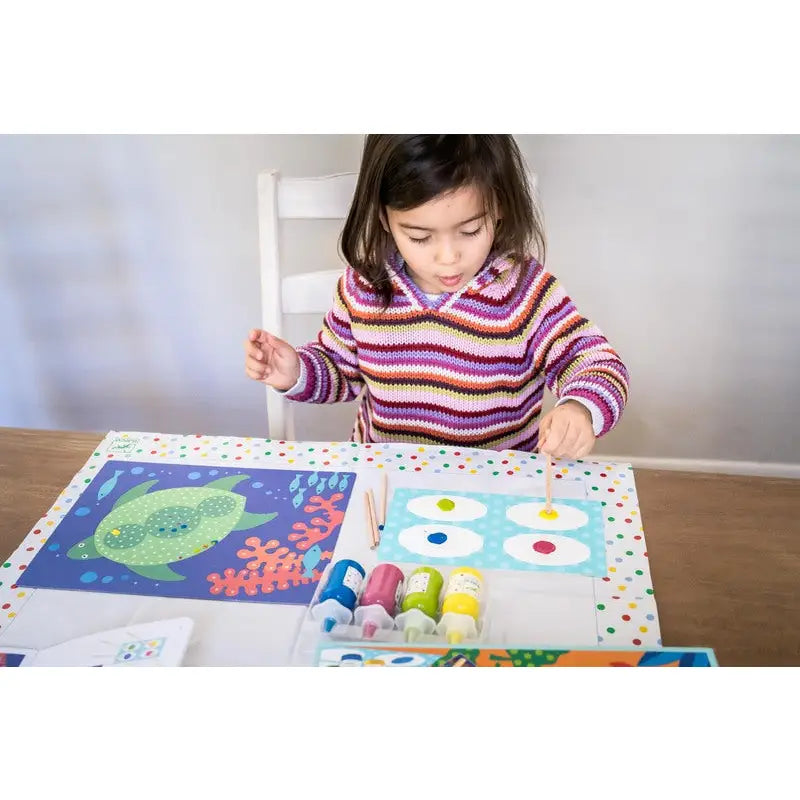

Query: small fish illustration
[[292, 487, 307, 509], [327, 472, 339, 489], [97, 470, 124, 502], [289, 473, 303, 492], [307, 472, 319, 488], [301, 544, 322, 578], [337, 474, 350, 492]]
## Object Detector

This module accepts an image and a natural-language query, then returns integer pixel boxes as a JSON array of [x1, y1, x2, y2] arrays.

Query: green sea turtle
[[67, 475, 276, 581]]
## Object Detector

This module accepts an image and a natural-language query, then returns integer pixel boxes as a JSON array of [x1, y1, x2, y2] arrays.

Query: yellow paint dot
[[201, 453, 207, 457], [539, 509, 559, 520], [46, 521, 54, 527], [40, 538, 47, 543], [639, 626, 648, 633], [622, 495, 629, 500], [618, 585, 626, 591], [159, 453, 166, 458], [203, 440, 210, 444], [470, 469, 477, 474], [112, 529, 121, 536], [332, 454, 339, 459], [421, 461, 428, 466], [161, 443, 167, 448], [418, 447, 425, 452], [561, 468, 568, 474], [609, 566, 617, 573], [288, 445, 295, 450], [245, 437, 252, 441], [377, 464, 384, 469], [17, 591, 25, 598], [288, 459, 295, 464], [514, 466, 520, 471], [245, 449, 251, 454], [628, 602, 637, 609], [631, 510, 638, 516], [375, 451, 382, 456], [54, 506, 61, 511], [8, 612, 16, 619]]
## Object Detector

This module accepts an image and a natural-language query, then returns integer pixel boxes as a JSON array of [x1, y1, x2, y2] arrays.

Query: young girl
[[244, 135, 628, 459]]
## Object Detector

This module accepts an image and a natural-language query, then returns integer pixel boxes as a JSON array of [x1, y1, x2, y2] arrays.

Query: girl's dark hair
[[340, 134, 546, 307]]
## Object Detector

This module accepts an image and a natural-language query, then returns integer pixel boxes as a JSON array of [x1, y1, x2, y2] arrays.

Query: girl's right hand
[[244, 328, 301, 392]]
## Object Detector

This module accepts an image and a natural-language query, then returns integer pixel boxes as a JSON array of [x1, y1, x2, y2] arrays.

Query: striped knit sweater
[[284, 251, 629, 452]]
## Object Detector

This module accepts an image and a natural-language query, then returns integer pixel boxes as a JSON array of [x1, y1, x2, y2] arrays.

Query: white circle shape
[[397, 524, 484, 558], [406, 494, 488, 522], [503, 533, 591, 566], [506, 502, 589, 530]]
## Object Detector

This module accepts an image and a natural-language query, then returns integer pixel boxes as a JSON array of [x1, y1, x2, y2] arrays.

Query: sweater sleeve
[[534, 270, 629, 437], [282, 271, 364, 404]]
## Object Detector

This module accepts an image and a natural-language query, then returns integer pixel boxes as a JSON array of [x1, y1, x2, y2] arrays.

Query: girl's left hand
[[538, 400, 596, 459]]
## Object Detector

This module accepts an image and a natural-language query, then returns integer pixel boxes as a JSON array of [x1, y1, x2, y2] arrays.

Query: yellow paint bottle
[[437, 567, 483, 644]]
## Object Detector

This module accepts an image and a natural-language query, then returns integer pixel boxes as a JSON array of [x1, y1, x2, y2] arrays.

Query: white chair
[[257, 170, 358, 441]]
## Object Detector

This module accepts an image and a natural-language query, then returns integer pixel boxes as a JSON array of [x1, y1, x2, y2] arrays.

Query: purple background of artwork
[[18, 460, 354, 605]]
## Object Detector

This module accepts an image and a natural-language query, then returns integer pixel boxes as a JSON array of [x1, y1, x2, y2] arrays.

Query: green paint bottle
[[396, 566, 444, 642]]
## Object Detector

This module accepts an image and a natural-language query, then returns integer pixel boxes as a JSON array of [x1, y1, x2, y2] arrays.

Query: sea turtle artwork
[[66, 475, 277, 581]]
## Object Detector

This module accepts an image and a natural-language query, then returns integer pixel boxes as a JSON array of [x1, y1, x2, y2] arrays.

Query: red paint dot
[[454, 451, 461, 456], [632, 638, 642, 645], [414, 467, 421, 471], [10, 585, 17, 590], [607, 488, 615, 492], [501, 459, 508, 465], [33, 529, 41, 535], [194, 446, 200, 451], [323, 461, 330, 465], [555, 473, 563, 479], [458, 464, 465, 469], [19, 565, 26, 570], [322, 449, 329, 453], [278, 452, 285, 457], [195, 434, 202, 438], [533, 540, 556, 554], [26, 547, 34, 552], [602, 577, 611, 582], [235, 456, 242, 460], [625, 518, 632, 523], [600, 473, 607, 478], [366, 457, 374, 462], [622, 614, 631, 621], [150, 450, 157, 455], [506, 470, 514, 475], [634, 535, 642, 540], [410, 455, 417, 460], [154, 437, 160, 442], [616, 502, 623, 507], [1, 603, 9, 610]]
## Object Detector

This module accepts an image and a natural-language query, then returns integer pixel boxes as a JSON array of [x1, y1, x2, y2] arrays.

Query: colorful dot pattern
[[0, 432, 660, 649]]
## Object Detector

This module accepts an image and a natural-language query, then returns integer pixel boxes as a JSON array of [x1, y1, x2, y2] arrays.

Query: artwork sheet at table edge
[[0, 430, 661, 652]]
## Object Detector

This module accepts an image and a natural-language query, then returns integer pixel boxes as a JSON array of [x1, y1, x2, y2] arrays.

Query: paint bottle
[[354, 563, 405, 638], [395, 566, 444, 642], [310, 558, 366, 633], [437, 566, 483, 644]]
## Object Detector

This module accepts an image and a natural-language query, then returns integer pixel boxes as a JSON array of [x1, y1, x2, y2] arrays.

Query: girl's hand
[[538, 400, 596, 459], [243, 328, 301, 392]]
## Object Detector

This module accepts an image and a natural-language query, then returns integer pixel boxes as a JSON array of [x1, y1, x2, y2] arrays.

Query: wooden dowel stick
[[366, 489, 380, 548], [544, 454, 553, 513], [380, 471, 388, 527], [364, 491, 378, 549]]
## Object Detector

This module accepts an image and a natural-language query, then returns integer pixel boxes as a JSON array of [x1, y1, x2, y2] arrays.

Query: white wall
[[0, 134, 363, 438], [1, 135, 797, 468], [516, 135, 800, 467]]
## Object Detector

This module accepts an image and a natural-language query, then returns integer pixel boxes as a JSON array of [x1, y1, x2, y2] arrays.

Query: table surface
[[1, 426, 797, 666]]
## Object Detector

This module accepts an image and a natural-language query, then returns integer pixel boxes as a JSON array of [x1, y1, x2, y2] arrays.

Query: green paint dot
[[395, 453, 402, 458], [616, 534, 624, 539], [635, 569, 643, 576], [492, 471, 499, 476], [608, 517, 615, 522], [350, 443, 358, 448], [487, 459, 494, 464], [221, 455, 228, 459], [591, 486, 598, 491], [84, 478, 91, 484], [2, 562, 10, 568], [536, 469, 543, 474], [222, 441, 229, 445], [352, 457, 359, 462], [626, 550, 634, 556], [265, 451, 272, 456], [443, 463, 450, 468], [309, 460, 315, 465], [94, 452, 100, 456], [646, 588, 654, 595], [597, 603, 606, 610], [437, 498, 456, 511], [607, 627, 616, 634], [180, 445, 187, 449], [439, 449, 446, 454], [308, 447, 315, 452], [399, 465, 406, 470], [136, 449, 143, 453], [584, 470, 591, 475]]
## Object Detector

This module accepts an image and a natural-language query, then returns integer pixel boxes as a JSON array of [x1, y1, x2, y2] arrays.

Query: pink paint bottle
[[353, 563, 405, 639]]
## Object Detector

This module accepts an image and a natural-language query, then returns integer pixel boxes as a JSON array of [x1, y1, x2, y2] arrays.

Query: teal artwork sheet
[[378, 488, 607, 575]]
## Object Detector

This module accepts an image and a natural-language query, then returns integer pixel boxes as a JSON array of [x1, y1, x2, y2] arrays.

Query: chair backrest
[[257, 170, 358, 440]]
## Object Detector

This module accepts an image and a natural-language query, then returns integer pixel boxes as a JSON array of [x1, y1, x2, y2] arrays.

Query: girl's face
[[384, 184, 496, 295]]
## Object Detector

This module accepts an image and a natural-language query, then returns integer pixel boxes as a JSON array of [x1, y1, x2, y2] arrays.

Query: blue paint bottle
[[311, 559, 366, 633]]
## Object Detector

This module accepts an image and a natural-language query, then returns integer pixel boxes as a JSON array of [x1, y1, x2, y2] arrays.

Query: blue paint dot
[[75, 507, 91, 517], [80, 571, 98, 583], [427, 532, 448, 545], [392, 656, 414, 664], [131, 467, 144, 475], [101, 576, 113, 584], [121, 574, 130, 581], [48, 543, 60, 552], [251, 482, 264, 489], [209, 470, 219, 476], [188, 472, 202, 480], [646, 614, 655, 621]]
